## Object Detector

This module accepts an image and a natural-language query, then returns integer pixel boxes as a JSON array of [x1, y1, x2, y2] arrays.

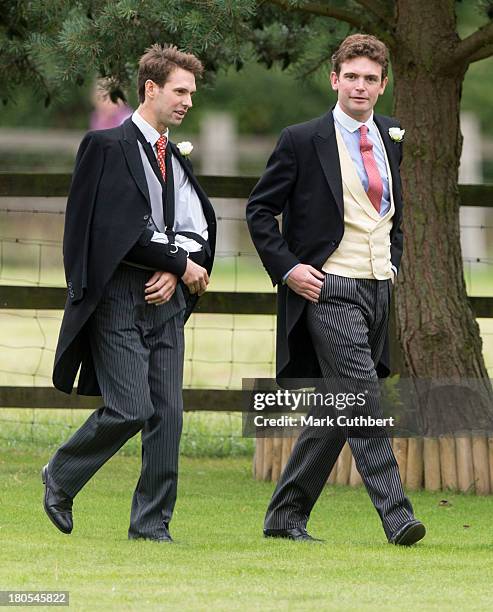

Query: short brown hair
[[137, 44, 204, 103], [332, 34, 389, 80]]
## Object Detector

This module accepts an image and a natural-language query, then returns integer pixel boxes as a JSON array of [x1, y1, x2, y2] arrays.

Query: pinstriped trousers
[[264, 273, 415, 539], [49, 265, 185, 539]]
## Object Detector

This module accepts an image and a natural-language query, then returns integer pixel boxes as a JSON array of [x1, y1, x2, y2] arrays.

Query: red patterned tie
[[359, 125, 382, 213], [156, 134, 167, 181]]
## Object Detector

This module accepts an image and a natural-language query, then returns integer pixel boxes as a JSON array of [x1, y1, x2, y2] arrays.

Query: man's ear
[[145, 79, 156, 100], [379, 76, 389, 95], [330, 71, 339, 92]]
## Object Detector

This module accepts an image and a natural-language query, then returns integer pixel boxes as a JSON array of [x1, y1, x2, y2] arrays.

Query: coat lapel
[[334, 126, 381, 222], [312, 112, 344, 219], [373, 114, 403, 214], [120, 117, 151, 208]]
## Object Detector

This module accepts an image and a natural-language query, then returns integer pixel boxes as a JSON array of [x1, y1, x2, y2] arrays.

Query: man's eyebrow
[[174, 86, 196, 93], [343, 71, 379, 78]]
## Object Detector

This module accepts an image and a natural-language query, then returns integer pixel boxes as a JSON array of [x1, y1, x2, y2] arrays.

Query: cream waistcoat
[[323, 126, 395, 279]]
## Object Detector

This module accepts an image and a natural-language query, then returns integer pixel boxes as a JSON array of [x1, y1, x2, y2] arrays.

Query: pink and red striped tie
[[359, 125, 382, 213]]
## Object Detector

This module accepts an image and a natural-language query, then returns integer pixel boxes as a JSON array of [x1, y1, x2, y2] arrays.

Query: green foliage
[[0, 0, 368, 106], [0, 0, 491, 137], [0, 0, 256, 104]]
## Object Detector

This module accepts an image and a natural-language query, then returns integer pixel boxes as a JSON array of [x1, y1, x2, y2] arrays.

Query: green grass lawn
[[1, 449, 493, 611], [0, 409, 254, 458]]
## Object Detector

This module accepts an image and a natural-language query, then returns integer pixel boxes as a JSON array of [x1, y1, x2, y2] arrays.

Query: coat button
[[144, 214, 149, 220], [330, 240, 338, 246]]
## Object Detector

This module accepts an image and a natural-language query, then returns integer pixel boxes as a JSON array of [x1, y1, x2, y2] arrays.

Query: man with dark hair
[[137, 43, 204, 103], [43, 44, 216, 542], [247, 34, 425, 545]]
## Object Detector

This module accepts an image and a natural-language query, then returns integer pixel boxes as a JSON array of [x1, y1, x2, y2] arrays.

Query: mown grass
[[1, 449, 493, 611], [0, 409, 254, 458]]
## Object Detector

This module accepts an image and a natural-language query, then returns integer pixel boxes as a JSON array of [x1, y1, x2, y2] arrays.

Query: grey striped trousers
[[49, 265, 185, 539], [264, 273, 415, 539]]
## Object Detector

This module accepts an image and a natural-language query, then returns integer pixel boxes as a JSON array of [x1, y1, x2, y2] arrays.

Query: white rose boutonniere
[[177, 141, 193, 156], [388, 127, 405, 143]]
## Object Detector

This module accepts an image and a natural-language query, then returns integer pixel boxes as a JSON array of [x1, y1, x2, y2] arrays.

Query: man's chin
[[172, 112, 187, 123], [348, 103, 372, 120]]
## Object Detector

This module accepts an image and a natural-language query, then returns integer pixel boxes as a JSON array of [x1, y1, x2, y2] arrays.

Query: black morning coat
[[246, 110, 404, 387], [53, 117, 216, 396]]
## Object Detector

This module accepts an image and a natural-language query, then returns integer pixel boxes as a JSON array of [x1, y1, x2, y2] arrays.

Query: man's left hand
[[145, 271, 178, 305]]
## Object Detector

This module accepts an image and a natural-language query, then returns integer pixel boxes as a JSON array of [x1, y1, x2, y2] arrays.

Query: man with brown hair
[[43, 44, 216, 542], [247, 34, 425, 545]]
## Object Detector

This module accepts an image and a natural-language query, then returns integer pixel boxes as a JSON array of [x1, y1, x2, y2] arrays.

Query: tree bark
[[391, 0, 493, 437]]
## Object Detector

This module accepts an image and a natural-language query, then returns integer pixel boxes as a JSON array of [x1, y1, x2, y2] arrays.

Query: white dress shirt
[[132, 110, 208, 253]]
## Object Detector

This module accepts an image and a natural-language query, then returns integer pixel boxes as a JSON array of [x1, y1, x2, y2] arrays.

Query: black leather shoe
[[128, 524, 173, 543], [130, 535, 174, 543], [129, 536, 174, 543], [42, 464, 73, 534], [264, 527, 323, 542], [389, 520, 426, 546], [150, 534, 173, 543]]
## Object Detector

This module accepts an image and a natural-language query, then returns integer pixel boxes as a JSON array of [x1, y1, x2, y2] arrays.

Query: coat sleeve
[[246, 128, 301, 286], [63, 132, 105, 303], [124, 228, 188, 276]]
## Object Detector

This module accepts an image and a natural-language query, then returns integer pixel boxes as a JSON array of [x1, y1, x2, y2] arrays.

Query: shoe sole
[[42, 465, 72, 535], [394, 522, 426, 546], [263, 532, 324, 543], [128, 535, 174, 543]]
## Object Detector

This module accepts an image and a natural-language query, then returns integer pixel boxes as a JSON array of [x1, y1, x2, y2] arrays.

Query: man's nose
[[184, 94, 192, 108]]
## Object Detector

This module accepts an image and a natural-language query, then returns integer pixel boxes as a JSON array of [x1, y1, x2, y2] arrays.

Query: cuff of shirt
[[282, 264, 300, 284]]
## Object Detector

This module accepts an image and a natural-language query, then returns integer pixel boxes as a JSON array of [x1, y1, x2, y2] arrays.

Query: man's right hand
[[181, 258, 209, 296], [286, 264, 324, 303]]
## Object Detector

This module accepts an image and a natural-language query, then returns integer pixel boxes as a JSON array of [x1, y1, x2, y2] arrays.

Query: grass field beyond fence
[[1, 449, 493, 611]]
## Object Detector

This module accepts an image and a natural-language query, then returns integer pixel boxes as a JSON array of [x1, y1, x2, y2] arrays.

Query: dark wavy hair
[[332, 34, 389, 79]]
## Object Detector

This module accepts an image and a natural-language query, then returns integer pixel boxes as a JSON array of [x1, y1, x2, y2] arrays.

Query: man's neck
[[136, 105, 168, 134]]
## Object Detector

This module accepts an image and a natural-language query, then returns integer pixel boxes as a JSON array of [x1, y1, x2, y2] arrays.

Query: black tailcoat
[[53, 118, 216, 395], [246, 111, 403, 385]]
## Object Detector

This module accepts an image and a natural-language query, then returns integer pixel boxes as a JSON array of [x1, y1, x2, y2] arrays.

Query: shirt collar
[[333, 102, 374, 134], [132, 110, 169, 146]]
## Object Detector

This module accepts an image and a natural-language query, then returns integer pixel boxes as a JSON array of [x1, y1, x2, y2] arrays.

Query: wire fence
[[0, 188, 492, 455], [0, 195, 276, 455]]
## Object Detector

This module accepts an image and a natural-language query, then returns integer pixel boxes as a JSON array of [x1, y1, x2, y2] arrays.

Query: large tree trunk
[[392, 0, 493, 437]]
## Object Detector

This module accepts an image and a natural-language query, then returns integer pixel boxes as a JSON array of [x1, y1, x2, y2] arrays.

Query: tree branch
[[451, 20, 493, 68], [352, 0, 392, 24], [467, 43, 493, 65], [264, 0, 373, 31], [262, 0, 396, 47]]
